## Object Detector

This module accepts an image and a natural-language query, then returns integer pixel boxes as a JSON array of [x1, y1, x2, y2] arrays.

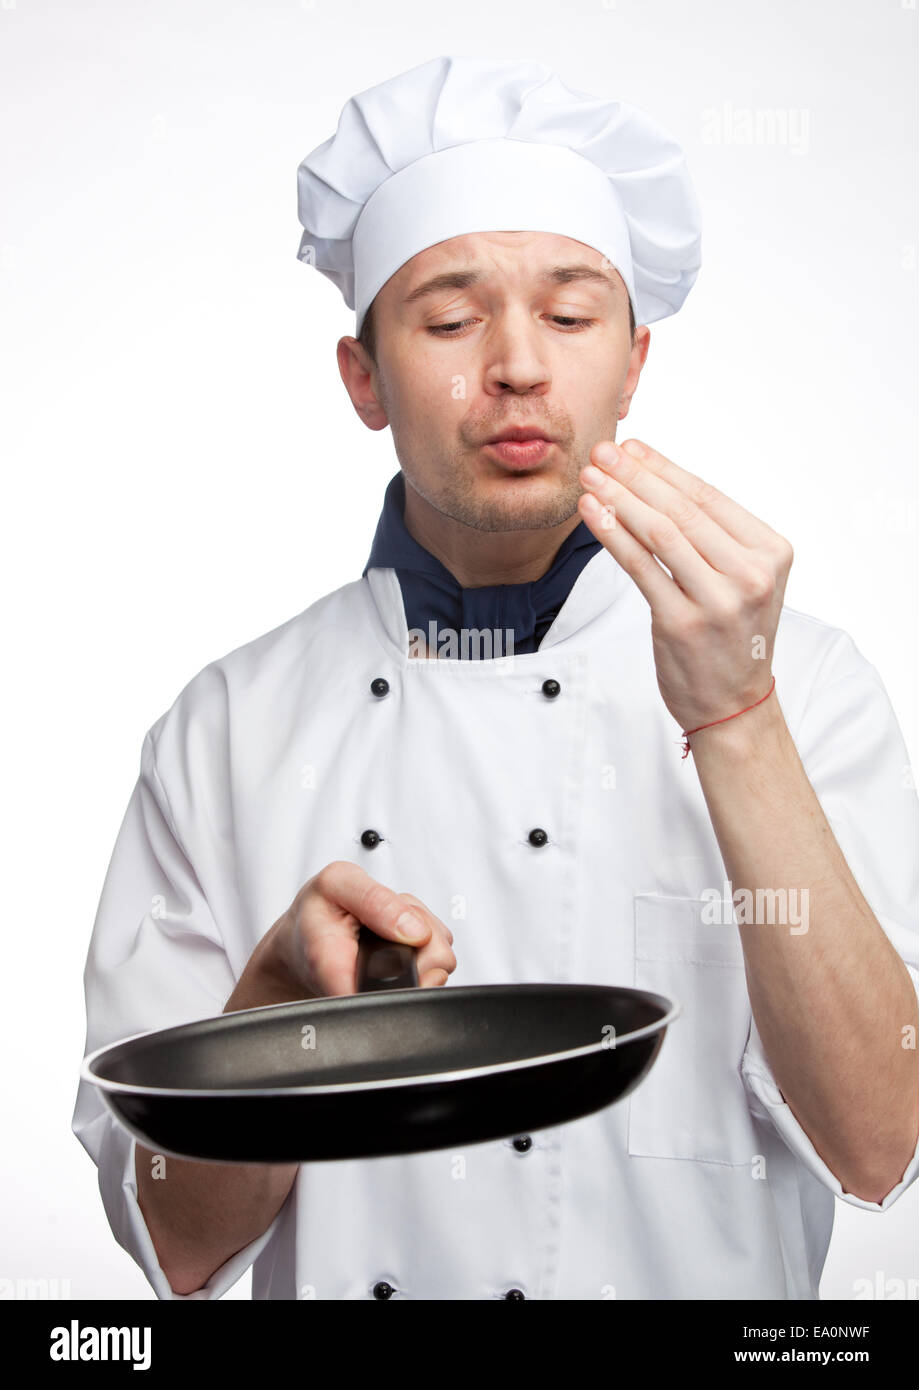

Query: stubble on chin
[[407, 452, 588, 534]]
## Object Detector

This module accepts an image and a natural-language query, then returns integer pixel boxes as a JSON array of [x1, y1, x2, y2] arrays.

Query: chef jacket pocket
[[627, 893, 754, 1165]]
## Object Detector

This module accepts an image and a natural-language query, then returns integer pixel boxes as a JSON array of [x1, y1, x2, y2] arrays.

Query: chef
[[72, 54, 919, 1300]]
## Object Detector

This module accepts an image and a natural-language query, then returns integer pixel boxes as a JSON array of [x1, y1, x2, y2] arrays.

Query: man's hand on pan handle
[[223, 860, 457, 1013], [137, 864, 455, 1296]]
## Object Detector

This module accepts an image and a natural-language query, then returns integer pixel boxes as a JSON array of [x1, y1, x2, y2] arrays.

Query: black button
[[541, 679, 561, 699], [361, 829, 382, 849], [504, 1288, 526, 1300], [370, 677, 390, 697], [528, 828, 548, 847], [512, 1136, 532, 1152], [372, 1281, 394, 1300]]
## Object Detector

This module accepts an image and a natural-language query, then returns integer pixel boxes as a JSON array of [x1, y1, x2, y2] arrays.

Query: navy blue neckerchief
[[362, 470, 603, 658]]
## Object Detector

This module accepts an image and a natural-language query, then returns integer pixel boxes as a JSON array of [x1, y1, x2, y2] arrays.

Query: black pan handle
[[356, 923, 420, 992]]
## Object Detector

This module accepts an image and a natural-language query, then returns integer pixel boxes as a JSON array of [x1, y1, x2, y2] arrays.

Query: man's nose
[[483, 308, 552, 394]]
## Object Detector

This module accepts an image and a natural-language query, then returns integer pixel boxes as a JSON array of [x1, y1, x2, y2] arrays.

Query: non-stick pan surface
[[81, 927, 681, 1162]]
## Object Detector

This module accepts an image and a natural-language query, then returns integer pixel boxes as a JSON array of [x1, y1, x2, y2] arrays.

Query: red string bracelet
[[680, 675, 776, 760]]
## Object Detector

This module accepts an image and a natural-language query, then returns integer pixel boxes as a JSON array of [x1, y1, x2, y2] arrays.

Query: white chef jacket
[[71, 546, 919, 1299]]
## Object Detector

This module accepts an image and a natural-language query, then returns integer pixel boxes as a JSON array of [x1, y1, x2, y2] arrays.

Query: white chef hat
[[296, 54, 702, 336]]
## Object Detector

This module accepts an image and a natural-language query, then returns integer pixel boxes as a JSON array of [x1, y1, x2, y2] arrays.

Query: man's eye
[[427, 318, 478, 335], [426, 315, 595, 336]]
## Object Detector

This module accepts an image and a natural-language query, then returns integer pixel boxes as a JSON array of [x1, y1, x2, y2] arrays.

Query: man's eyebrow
[[402, 263, 618, 306], [543, 263, 617, 291]]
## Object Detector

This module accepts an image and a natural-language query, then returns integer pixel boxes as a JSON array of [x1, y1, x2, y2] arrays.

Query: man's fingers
[[419, 968, 450, 988], [394, 892, 456, 984], [297, 862, 456, 994], [397, 890, 454, 944], [311, 860, 431, 944]]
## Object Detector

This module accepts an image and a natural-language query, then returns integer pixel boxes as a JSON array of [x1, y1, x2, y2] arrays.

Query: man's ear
[[336, 337, 389, 431], [617, 325, 651, 422]]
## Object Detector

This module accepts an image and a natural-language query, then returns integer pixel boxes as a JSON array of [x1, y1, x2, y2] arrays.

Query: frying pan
[[81, 925, 681, 1163]]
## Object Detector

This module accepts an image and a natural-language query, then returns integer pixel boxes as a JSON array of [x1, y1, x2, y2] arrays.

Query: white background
[[1, 0, 917, 1300]]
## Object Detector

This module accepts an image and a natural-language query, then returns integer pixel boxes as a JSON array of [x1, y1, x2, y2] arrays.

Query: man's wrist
[[686, 682, 789, 765], [224, 920, 310, 1013]]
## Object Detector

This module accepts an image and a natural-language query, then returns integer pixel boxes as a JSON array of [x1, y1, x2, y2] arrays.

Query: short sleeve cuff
[[742, 1006, 919, 1212], [106, 1118, 289, 1298]]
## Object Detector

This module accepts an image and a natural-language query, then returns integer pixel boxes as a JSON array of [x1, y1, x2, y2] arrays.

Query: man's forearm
[[689, 690, 919, 1203], [135, 1144, 298, 1295], [134, 955, 301, 1296]]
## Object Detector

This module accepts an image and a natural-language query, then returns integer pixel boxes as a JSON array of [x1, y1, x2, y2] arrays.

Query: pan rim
[[79, 985, 682, 1098]]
